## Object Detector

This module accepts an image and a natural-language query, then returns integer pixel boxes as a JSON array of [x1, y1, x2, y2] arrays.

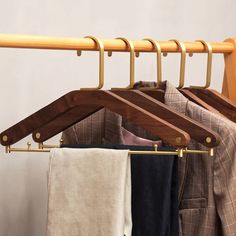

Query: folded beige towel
[[47, 148, 131, 236]]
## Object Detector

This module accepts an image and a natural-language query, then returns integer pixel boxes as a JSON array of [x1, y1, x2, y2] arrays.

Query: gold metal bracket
[[177, 148, 184, 157], [163, 52, 168, 57], [189, 52, 193, 57]]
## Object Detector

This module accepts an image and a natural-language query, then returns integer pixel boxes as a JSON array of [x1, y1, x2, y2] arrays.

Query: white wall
[[0, 0, 235, 235]]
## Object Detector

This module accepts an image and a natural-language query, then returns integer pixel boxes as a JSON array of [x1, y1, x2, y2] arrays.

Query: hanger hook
[[190, 40, 212, 89], [169, 40, 186, 89], [80, 36, 104, 90], [110, 37, 135, 90], [142, 39, 162, 88]]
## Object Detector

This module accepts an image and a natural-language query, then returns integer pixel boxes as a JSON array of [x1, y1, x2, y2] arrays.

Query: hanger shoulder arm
[[179, 89, 222, 114], [1, 90, 190, 148], [32, 90, 190, 147], [187, 88, 236, 123], [0, 91, 103, 146]]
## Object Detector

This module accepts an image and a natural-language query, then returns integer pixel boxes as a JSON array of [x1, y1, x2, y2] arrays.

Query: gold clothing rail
[[5, 144, 214, 158], [0, 34, 233, 53]]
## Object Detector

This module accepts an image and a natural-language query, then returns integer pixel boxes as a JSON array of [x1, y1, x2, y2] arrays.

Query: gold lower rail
[[5, 144, 214, 157]]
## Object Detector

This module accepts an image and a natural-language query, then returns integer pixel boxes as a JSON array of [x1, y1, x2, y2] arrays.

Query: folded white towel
[[47, 148, 131, 236]]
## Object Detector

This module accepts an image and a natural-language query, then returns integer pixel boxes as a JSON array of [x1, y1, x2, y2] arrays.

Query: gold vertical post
[[142, 39, 162, 88], [80, 36, 105, 90], [190, 40, 213, 89], [169, 40, 186, 89], [110, 38, 135, 90]]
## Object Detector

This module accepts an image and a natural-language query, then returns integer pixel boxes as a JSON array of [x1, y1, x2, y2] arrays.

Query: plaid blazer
[[164, 81, 236, 236]]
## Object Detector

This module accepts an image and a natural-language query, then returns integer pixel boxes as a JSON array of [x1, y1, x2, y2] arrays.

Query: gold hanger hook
[[169, 40, 186, 89], [143, 38, 162, 88], [110, 37, 135, 90], [80, 36, 104, 90], [190, 40, 212, 89]]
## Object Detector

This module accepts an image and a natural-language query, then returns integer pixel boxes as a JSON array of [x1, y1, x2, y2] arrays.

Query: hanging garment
[[62, 107, 161, 145], [61, 80, 236, 235], [62, 144, 179, 236], [164, 80, 236, 236], [120, 127, 162, 146], [47, 148, 132, 236]]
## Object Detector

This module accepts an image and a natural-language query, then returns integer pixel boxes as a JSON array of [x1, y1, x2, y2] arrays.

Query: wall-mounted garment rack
[[0, 34, 235, 157], [0, 34, 234, 102]]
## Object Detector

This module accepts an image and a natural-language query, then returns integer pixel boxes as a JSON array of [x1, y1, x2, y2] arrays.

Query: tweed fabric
[[164, 81, 236, 236]]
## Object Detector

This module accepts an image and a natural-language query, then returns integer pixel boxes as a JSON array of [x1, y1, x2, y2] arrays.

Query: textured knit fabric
[[61, 144, 179, 236], [164, 81, 236, 236], [47, 148, 131, 236]]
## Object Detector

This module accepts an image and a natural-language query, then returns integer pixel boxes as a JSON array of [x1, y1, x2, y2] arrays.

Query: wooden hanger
[[184, 88, 236, 121], [27, 86, 219, 148], [112, 90, 219, 147], [0, 90, 191, 148], [179, 89, 223, 116], [177, 40, 236, 122], [30, 37, 220, 148]]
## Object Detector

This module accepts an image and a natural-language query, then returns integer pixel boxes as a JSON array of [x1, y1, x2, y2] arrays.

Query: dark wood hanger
[[126, 76, 221, 146], [0, 90, 191, 148], [182, 88, 236, 122], [179, 89, 224, 116], [132, 82, 165, 103], [28, 88, 220, 148], [30, 89, 164, 142], [127, 80, 221, 147], [113, 90, 220, 147]]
